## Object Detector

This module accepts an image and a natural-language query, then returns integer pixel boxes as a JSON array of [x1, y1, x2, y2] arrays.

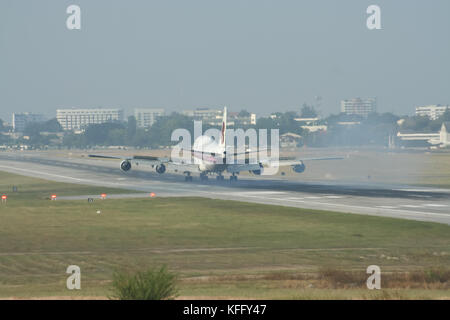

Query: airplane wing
[[265, 156, 345, 167], [226, 156, 344, 174], [88, 154, 170, 165]]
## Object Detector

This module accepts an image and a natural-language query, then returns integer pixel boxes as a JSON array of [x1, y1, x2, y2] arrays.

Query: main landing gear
[[200, 173, 209, 182], [229, 174, 238, 182], [184, 172, 193, 182], [216, 174, 225, 181]]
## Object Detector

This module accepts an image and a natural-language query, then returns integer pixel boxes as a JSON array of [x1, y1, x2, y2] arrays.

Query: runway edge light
[[150, 192, 156, 198], [51, 194, 57, 200]]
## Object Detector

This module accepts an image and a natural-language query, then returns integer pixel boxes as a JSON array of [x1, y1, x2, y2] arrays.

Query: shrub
[[110, 266, 178, 300]]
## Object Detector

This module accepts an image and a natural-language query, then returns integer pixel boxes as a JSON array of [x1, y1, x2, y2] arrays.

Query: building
[[183, 107, 256, 127], [12, 112, 46, 132], [280, 132, 303, 148], [415, 105, 450, 120], [294, 117, 327, 133], [340, 98, 377, 118], [396, 132, 440, 144], [182, 107, 222, 120], [56, 108, 124, 131], [134, 108, 165, 128], [182, 108, 223, 126], [228, 112, 256, 126]]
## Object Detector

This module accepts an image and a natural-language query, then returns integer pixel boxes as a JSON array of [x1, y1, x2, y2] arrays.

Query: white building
[[183, 107, 256, 126], [415, 105, 450, 120], [134, 108, 165, 128], [280, 132, 303, 148], [228, 112, 257, 126], [56, 108, 124, 131], [396, 132, 440, 144], [182, 108, 222, 120], [12, 113, 46, 132], [340, 98, 377, 118]]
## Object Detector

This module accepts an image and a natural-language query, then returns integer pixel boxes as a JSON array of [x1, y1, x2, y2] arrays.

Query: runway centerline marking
[[423, 204, 448, 207], [0, 165, 93, 183]]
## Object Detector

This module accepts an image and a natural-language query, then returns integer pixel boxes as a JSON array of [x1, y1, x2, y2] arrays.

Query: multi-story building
[[183, 108, 256, 126], [12, 112, 46, 132], [415, 105, 450, 120], [228, 112, 257, 126], [340, 98, 377, 118], [182, 108, 223, 126], [134, 108, 165, 128], [56, 108, 124, 131], [182, 108, 222, 120]]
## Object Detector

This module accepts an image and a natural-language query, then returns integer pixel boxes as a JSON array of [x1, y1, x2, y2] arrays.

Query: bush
[[110, 266, 178, 300]]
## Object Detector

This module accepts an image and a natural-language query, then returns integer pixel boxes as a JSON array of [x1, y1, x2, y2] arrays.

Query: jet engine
[[120, 160, 132, 172], [156, 164, 166, 174], [292, 162, 306, 173], [251, 163, 264, 175]]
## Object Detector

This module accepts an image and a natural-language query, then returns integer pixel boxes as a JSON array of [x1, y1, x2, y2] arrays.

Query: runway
[[1, 152, 450, 225]]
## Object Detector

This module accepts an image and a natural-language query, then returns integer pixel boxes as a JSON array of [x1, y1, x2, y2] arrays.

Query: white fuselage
[[192, 135, 226, 172]]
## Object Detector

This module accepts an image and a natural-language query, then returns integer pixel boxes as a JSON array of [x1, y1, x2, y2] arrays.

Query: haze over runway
[[1, 152, 449, 225]]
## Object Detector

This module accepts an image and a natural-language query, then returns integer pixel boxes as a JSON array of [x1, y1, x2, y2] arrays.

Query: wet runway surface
[[1, 152, 450, 225]]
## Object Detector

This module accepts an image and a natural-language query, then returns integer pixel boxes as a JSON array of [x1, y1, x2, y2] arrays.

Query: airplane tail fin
[[220, 106, 227, 150]]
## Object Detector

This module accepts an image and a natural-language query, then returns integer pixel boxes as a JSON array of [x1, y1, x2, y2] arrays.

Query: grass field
[[0, 170, 449, 299]]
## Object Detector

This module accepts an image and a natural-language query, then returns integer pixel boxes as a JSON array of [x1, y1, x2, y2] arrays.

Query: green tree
[[63, 133, 86, 148], [42, 118, 63, 132], [238, 109, 250, 117], [300, 103, 317, 118], [149, 113, 194, 147], [127, 116, 137, 141], [439, 107, 450, 122], [84, 122, 126, 146]]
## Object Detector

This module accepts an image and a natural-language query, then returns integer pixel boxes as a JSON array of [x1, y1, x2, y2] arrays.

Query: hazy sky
[[0, 0, 449, 121]]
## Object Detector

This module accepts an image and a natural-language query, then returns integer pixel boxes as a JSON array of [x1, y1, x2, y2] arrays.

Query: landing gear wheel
[[185, 176, 193, 182], [230, 175, 238, 182], [216, 175, 224, 181], [200, 174, 209, 182]]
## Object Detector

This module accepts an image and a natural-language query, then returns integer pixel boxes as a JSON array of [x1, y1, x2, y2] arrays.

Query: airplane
[[89, 107, 343, 182]]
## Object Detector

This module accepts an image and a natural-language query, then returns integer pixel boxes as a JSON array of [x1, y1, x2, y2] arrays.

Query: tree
[[84, 122, 126, 146], [41, 118, 63, 132], [149, 113, 194, 147], [238, 110, 250, 117], [25, 119, 59, 135], [300, 103, 317, 118], [127, 116, 137, 141], [256, 112, 304, 135], [440, 107, 450, 122], [63, 133, 86, 148], [400, 116, 431, 132]]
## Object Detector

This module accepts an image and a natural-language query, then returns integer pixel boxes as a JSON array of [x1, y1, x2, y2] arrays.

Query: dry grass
[[315, 267, 450, 290]]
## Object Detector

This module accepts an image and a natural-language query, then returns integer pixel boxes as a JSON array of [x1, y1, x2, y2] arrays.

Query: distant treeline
[[1, 106, 449, 148]]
